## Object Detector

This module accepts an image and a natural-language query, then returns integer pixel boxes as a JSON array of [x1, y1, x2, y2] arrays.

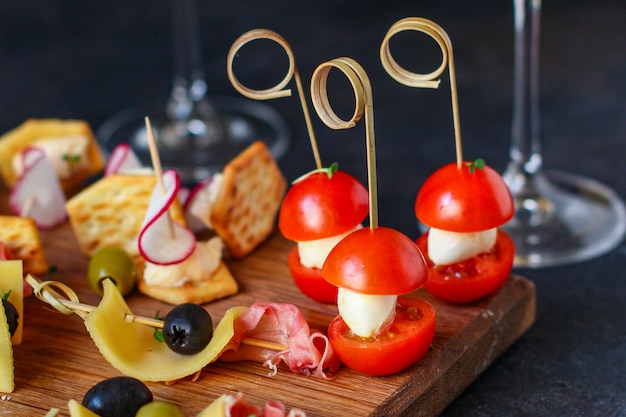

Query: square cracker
[[65, 174, 186, 258], [0, 119, 105, 192], [209, 140, 286, 258], [0, 215, 48, 275]]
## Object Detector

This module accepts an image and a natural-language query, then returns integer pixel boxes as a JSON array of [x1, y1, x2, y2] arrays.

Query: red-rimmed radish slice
[[104, 143, 143, 176], [181, 177, 215, 233], [9, 147, 67, 229], [138, 170, 196, 265]]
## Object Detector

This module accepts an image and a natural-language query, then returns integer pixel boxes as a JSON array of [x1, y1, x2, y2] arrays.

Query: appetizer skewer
[[228, 30, 369, 303], [310, 57, 435, 376], [381, 17, 515, 303]]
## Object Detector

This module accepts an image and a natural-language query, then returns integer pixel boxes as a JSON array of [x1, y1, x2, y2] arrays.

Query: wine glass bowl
[[96, 0, 291, 185], [500, 0, 626, 268]]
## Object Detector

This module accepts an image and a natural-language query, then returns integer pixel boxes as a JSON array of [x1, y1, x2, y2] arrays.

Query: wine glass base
[[96, 96, 291, 185], [502, 171, 626, 268]]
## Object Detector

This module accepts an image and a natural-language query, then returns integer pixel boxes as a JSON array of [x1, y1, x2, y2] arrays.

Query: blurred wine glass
[[97, 0, 291, 184], [501, 0, 626, 267]]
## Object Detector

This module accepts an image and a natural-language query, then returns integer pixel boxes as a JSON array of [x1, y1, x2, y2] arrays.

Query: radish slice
[[182, 177, 214, 233], [9, 147, 67, 229], [104, 143, 143, 176], [138, 170, 196, 265]]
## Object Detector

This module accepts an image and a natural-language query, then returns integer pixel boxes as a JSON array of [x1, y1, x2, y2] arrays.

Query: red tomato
[[328, 297, 435, 376], [287, 247, 338, 303], [416, 230, 515, 303], [322, 227, 427, 295], [278, 170, 368, 241], [415, 162, 514, 232]]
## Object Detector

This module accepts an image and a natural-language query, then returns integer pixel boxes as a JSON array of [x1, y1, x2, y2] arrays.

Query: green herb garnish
[[466, 158, 485, 173]]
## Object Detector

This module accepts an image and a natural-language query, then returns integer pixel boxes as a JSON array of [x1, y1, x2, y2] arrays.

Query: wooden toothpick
[[144, 117, 176, 238]]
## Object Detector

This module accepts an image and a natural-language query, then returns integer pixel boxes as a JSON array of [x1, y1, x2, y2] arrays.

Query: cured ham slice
[[197, 392, 306, 417], [220, 302, 341, 379]]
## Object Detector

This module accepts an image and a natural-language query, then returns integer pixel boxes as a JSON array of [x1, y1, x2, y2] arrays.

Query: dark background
[[0, 1, 624, 416]]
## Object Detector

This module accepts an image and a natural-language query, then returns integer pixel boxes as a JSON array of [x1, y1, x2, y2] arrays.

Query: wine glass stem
[[167, 0, 212, 121], [504, 0, 543, 193]]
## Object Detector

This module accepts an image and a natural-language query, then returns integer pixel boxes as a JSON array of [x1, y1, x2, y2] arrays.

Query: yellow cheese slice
[[67, 399, 100, 417], [84, 279, 246, 382], [0, 302, 14, 393], [0, 260, 23, 393], [0, 260, 23, 345], [196, 394, 230, 417]]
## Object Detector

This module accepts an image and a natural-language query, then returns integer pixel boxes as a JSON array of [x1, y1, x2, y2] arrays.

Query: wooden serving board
[[4, 222, 535, 417]]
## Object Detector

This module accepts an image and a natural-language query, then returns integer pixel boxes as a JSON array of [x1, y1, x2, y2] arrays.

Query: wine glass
[[501, 0, 626, 267], [96, 0, 291, 184]]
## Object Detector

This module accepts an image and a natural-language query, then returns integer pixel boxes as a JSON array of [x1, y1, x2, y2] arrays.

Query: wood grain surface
[[3, 220, 535, 417]]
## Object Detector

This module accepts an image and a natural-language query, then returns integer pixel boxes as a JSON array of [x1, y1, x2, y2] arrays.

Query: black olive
[[163, 303, 213, 355], [1, 298, 19, 337], [81, 376, 153, 417]]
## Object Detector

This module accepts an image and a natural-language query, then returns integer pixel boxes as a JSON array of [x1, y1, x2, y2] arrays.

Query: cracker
[[0, 119, 105, 192], [65, 174, 186, 258], [209, 141, 286, 258], [136, 261, 238, 305], [0, 215, 48, 275]]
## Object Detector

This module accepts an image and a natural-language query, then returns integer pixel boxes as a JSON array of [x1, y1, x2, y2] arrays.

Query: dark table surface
[[1, 1, 624, 416]]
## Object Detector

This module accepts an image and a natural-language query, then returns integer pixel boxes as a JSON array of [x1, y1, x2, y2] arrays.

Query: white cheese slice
[[337, 287, 397, 338], [297, 224, 362, 269], [12, 135, 91, 180], [142, 237, 223, 287], [427, 227, 497, 265]]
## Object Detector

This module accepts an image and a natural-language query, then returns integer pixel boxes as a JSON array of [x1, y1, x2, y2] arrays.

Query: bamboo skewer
[[380, 17, 464, 169], [310, 57, 379, 229], [25, 275, 287, 352], [227, 29, 322, 170]]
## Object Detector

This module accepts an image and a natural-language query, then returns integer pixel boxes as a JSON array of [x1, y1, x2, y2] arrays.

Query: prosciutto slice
[[203, 392, 306, 417], [220, 302, 341, 379]]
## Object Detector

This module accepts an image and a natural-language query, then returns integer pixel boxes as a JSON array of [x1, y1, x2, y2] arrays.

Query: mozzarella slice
[[427, 227, 497, 265], [337, 287, 397, 338], [297, 225, 361, 269]]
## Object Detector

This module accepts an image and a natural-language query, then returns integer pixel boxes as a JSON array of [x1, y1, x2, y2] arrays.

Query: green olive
[[135, 401, 185, 417], [87, 247, 137, 297]]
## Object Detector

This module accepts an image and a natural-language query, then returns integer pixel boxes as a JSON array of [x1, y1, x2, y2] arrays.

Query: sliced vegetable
[[278, 169, 368, 241], [9, 147, 67, 229], [322, 226, 427, 295], [416, 230, 515, 303], [104, 143, 143, 176], [415, 161, 514, 232], [328, 297, 435, 376], [287, 247, 338, 303], [138, 169, 196, 265]]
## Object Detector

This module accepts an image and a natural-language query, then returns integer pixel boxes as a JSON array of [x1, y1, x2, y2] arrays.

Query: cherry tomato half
[[328, 297, 435, 376], [415, 162, 514, 232], [279, 170, 368, 241], [416, 230, 515, 303], [323, 227, 427, 295], [287, 247, 338, 303]]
